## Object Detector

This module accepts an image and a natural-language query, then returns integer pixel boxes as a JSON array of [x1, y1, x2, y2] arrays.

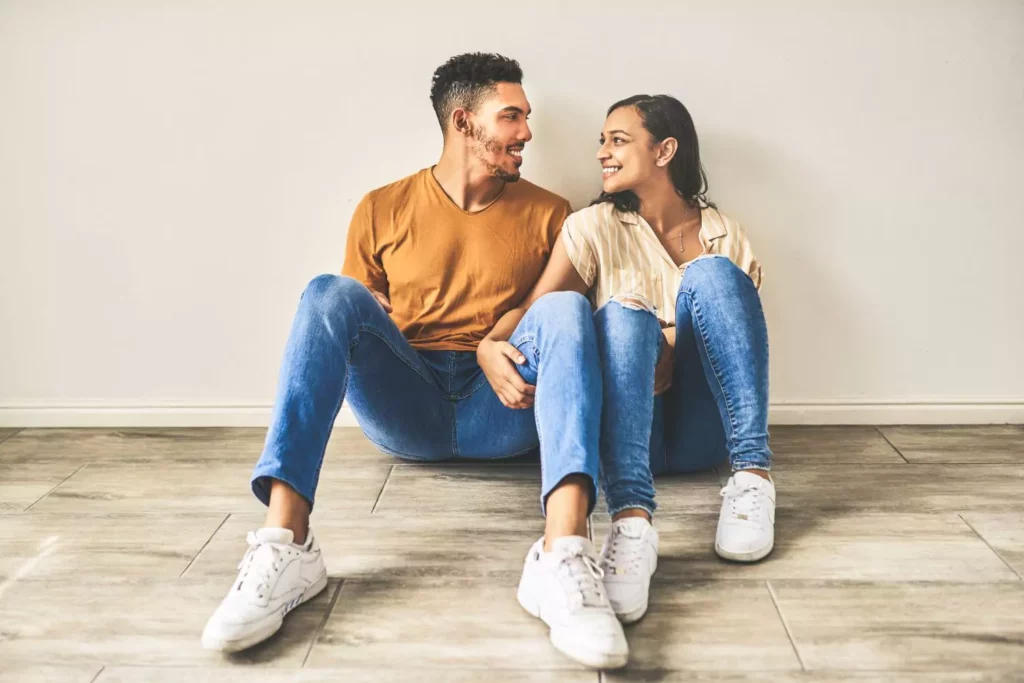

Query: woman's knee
[[679, 255, 753, 295], [594, 296, 662, 343]]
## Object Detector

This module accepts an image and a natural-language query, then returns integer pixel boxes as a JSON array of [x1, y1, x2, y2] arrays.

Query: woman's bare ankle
[[612, 508, 652, 523], [265, 479, 311, 545]]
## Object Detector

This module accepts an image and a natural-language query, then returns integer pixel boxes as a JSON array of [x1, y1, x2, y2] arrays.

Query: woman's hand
[[477, 339, 536, 409], [654, 327, 675, 395]]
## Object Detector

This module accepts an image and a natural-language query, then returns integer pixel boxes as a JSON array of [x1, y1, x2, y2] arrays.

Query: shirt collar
[[614, 206, 728, 241]]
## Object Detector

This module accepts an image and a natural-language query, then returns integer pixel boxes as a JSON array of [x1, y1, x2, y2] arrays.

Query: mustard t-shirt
[[342, 168, 571, 351]]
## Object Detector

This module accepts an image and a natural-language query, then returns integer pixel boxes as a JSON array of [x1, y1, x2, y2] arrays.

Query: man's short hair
[[430, 53, 523, 134]]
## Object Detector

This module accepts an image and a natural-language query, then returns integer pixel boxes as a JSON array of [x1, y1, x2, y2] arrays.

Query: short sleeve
[[341, 193, 389, 294], [548, 199, 572, 246], [561, 213, 597, 287], [728, 220, 762, 291]]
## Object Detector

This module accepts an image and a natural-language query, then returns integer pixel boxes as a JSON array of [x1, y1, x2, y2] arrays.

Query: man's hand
[[654, 329, 675, 396], [370, 290, 392, 313], [477, 338, 535, 409]]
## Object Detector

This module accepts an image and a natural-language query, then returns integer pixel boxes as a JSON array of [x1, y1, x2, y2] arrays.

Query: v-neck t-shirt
[[561, 201, 762, 321], [342, 167, 572, 351]]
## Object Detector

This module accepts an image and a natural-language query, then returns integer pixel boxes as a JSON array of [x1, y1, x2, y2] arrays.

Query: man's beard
[[471, 125, 520, 182]]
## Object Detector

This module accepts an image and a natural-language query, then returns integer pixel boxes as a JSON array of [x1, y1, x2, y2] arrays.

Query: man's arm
[[477, 238, 589, 409], [341, 193, 391, 308]]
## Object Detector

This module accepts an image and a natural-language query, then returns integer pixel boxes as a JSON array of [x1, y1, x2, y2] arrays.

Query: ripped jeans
[[594, 255, 771, 517]]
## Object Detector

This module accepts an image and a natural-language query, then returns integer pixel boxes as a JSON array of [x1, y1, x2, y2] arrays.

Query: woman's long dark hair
[[592, 94, 715, 213]]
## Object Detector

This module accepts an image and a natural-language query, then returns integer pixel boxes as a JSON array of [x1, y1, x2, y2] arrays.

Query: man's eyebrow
[[499, 106, 531, 116]]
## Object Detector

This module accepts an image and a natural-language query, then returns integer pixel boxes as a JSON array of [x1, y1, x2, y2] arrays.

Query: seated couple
[[202, 52, 773, 670]]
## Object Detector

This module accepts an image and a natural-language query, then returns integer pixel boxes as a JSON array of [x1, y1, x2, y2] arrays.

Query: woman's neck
[[634, 176, 693, 233]]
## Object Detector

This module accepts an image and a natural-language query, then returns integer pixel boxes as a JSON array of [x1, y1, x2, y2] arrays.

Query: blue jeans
[[594, 255, 772, 517], [251, 275, 602, 514]]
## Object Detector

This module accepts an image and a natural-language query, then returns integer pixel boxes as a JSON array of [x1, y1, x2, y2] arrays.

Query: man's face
[[465, 82, 533, 182]]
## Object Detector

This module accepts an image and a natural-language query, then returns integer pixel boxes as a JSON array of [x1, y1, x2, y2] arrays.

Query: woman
[[518, 94, 773, 625]]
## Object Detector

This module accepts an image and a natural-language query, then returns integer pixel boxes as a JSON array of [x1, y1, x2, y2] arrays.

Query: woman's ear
[[656, 137, 679, 167]]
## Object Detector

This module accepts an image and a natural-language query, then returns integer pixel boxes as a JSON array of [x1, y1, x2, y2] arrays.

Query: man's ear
[[656, 137, 679, 167], [451, 108, 471, 137]]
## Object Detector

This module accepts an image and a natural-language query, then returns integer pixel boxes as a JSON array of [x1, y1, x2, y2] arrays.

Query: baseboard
[[0, 399, 1021, 428]]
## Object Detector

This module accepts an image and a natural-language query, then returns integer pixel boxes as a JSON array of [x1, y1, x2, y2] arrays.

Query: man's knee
[[530, 291, 591, 325], [301, 274, 373, 311]]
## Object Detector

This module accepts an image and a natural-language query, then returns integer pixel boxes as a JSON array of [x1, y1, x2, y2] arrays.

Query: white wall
[[2, 0, 1022, 426]]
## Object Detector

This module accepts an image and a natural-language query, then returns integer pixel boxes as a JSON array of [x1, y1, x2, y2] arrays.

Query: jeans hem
[[250, 467, 313, 510], [541, 467, 598, 518], [607, 502, 656, 518], [731, 461, 772, 473]]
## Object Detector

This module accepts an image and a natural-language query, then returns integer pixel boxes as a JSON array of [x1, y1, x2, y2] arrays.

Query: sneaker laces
[[234, 531, 288, 600], [554, 545, 607, 610], [601, 527, 646, 575], [720, 477, 765, 522]]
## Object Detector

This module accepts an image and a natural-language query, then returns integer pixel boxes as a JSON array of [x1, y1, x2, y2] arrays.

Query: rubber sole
[[202, 570, 328, 653], [715, 537, 774, 563], [517, 578, 628, 670]]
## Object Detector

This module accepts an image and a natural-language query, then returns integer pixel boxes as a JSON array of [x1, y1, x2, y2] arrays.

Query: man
[[202, 53, 628, 669]]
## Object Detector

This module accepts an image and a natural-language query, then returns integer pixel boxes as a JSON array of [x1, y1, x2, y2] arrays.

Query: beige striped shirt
[[561, 202, 761, 321]]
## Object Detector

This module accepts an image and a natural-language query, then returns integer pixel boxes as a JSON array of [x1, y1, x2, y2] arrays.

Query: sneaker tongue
[[733, 471, 769, 487], [254, 527, 294, 545], [612, 517, 651, 539], [550, 535, 593, 557]]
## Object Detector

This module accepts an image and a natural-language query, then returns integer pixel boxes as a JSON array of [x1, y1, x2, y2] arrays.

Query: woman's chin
[[602, 179, 626, 194]]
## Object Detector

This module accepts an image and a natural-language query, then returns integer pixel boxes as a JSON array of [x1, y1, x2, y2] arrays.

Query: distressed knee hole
[[611, 293, 656, 313]]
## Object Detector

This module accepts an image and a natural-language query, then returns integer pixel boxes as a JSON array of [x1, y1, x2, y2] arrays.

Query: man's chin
[[495, 167, 521, 183]]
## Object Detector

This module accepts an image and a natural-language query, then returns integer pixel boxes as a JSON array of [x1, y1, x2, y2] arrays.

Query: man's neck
[[433, 149, 505, 212], [635, 176, 692, 233]]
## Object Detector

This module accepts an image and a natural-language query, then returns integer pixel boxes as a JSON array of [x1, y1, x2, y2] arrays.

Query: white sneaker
[[517, 536, 629, 669], [715, 471, 776, 562], [599, 517, 659, 624], [202, 527, 328, 652]]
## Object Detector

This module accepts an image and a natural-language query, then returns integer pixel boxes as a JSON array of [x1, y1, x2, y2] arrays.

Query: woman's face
[[597, 106, 659, 195]]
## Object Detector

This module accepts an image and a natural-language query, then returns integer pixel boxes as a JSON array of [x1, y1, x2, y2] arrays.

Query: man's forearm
[[484, 306, 528, 344]]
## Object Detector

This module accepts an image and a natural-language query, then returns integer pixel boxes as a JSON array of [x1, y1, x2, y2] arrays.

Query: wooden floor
[[0, 425, 1022, 682]]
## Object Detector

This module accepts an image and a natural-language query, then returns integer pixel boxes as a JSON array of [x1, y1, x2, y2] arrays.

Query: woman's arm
[[486, 238, 589, 344], [477, 238, 590, 408]]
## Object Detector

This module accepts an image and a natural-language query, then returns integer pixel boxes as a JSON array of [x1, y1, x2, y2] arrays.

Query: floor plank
[[0, 428, 20, 447], [25, 459, 390, 515], [0, 460, 85, 512], [0, 512, 229, 581], [372, 464, 543, 518], [96, 668, 597, 682], [767, 464, 1024, 513], [959, 512, 1024, 578], [605, 672, 1023, 682], [186, 511, 544, 580], [0, 666, 103, 683], [770, 580, 1024, 671], [877, 426, 1024, 464], [592, 511, 1020, 582], [0, 577, 339, 668], [769, 426, 905, 464], [307, 577, 585, 669], [622, 579, 800, 671]]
